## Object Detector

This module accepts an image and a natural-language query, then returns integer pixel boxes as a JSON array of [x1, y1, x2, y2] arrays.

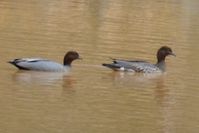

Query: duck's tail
[[8, 61, 14, 64]]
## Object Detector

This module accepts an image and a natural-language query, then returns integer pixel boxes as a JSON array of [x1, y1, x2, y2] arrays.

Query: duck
[[102, 46, 175, 73], [8, 51, 81, 72]]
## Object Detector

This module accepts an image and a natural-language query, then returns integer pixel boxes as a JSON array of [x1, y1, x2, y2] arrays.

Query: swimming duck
[[9, 51, 81, 72], [102, 46, 175, 73]]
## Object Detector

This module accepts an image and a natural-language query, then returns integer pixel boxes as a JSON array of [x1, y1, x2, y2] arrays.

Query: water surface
[[0, 0, 199, 133]]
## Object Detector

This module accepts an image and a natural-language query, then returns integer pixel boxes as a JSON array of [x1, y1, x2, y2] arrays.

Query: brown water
[[0, 0, 199, 133]]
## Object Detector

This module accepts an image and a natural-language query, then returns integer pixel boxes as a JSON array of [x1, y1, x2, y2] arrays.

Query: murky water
[[0, 0, 199, 133]]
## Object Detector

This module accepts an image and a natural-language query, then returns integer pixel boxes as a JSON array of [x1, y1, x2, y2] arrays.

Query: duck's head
[[64, 51, 82, 66], [157, 46, 175, 63]]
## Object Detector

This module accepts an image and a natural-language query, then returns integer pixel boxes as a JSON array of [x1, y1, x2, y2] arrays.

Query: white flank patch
[[120, 67, 125, 71]]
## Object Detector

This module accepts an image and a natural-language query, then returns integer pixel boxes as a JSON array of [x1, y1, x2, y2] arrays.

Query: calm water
[[0, 0, 199, 133]]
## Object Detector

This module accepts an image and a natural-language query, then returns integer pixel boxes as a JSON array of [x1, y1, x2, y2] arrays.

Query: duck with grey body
[[8, 51, 81, 72], [102, 46, 176, 73]]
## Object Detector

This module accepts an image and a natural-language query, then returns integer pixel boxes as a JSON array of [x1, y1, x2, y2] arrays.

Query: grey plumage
[[9, 51, 81, 72], [103, 59, 160, 73], [9, 58, 68, 72], [102, 46, 175, 73]]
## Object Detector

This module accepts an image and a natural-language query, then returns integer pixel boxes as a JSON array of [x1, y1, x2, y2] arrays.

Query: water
[[0, 0, 199, 133]]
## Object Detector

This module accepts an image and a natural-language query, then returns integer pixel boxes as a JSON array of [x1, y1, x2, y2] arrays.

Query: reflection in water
[[107, 71, 172, 106], [105, 71, 170, 107], [62, 74, 76, 90], [105, 71, 176, 133], [11, 71, 71, 86], [107, 71, 165, 89]]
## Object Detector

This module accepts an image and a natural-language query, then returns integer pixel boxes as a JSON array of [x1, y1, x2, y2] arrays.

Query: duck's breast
[[130, 62, 161, 73]]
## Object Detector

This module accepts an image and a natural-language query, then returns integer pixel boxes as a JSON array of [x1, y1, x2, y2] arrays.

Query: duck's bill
[[78, 57, 83, 60], [170, 52, 176, 57]]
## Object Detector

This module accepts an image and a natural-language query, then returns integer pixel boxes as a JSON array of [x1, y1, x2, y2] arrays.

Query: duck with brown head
[[8, 51, 81, 72], [102, 46, 175, 73], [63, 51, 81, 66], [155, 46, 176, 71]]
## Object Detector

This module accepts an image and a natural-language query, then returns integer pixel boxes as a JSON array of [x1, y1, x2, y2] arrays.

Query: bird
[[102, 46, 175, 73], [8, 51, 81, 72]]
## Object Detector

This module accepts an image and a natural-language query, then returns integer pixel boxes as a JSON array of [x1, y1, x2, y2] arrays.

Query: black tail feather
[[8, 61, 30, 70], [8, 61, 15, 65]]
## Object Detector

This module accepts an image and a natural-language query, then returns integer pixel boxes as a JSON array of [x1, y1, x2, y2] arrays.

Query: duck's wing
[[10, 58, 48, 63], [9, 58, 49, 70], [103, 59, 160, 73], [8, 58, 64, 71]]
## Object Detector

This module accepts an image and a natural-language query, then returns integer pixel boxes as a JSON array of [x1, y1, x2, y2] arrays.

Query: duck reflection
[[107, 71, 165, 89], [11, 70, 73, 87], [106, 71, 172, 106]]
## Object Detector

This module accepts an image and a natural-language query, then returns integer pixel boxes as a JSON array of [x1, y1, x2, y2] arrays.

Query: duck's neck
[[156, 60, 166, 72], [156, 52, 167, 71], [63, 59, 73, 66]]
